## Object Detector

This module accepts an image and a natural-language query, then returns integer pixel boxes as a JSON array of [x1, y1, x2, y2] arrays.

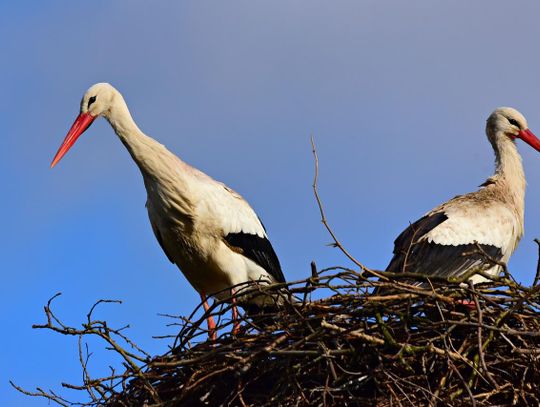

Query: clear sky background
[[2, 1, 540, 405]]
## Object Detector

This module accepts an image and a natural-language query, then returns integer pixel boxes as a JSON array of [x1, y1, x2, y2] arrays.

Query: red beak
[[517, 128, 540, 153], [50, 113, 96, 168]]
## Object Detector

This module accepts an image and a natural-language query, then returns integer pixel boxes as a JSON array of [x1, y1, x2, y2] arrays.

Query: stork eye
[[508, 118, 520, 128], [88, 96, 97, 108]]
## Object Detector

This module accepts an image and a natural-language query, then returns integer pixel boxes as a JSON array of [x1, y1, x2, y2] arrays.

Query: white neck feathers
[[104, 93, 197, 216], [487, 134, 526, 233]]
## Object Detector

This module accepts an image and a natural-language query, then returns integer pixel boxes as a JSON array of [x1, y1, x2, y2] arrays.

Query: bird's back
[[386, 185, 522, 283]]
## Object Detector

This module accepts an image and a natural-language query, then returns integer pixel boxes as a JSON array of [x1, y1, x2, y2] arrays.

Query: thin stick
[[310, 136, 382, 278], [533, 238, 540, 287]]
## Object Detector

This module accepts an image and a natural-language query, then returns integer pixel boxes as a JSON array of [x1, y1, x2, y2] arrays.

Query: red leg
[[200, 293, 217, 341], [231, 288, 240, 335], [455, 299, 476, 310]]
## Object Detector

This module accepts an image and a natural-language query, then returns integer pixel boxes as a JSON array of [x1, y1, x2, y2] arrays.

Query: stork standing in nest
[[51, 83, 285, 339], [386, 107, 540, 285]]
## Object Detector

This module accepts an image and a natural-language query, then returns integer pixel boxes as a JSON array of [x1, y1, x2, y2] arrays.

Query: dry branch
[[12, 270, 540, 406], [13, 142, 540, 406]]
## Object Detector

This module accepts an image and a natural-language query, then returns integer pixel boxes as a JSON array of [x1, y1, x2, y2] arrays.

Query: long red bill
[[50, 112, 96, 168], [517, 129, 540, 153]]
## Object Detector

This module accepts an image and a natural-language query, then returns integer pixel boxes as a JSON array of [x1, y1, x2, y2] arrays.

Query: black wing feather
[[225, 232, 285, 283], [386, 212, 503, 280], [388, 241, 503, 280], [150, 222, 175, 264]]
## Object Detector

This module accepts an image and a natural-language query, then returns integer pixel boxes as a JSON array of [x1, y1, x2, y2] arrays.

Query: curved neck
[[489, 133, 526, 219], [103, 95, 185, 186], [493, 136, 524, 183], [104, 94, 197, 217], [105, 98, 157, 168]]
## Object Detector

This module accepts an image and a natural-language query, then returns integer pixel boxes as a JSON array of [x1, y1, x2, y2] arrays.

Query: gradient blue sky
[[3, 1, 540, 405]]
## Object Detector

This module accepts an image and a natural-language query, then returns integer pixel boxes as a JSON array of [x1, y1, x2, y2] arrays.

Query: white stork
[[386, 107, 540, 284], [51, 83, 285, 339]]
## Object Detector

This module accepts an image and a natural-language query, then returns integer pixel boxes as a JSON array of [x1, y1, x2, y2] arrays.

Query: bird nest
[[12, 264, 540, 406]]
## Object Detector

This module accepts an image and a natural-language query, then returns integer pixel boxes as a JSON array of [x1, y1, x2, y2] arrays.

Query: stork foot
[[455, 299, 476, 311], [231, 288, 241, 336], [206, 316, 217, 341], [232, 305, 241, 336], [201, 293, 217, 341]]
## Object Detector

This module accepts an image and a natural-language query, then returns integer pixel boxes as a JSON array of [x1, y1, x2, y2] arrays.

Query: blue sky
[[3, 1, 540, 405]]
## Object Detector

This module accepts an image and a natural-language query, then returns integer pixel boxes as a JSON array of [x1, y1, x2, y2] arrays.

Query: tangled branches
[[12, 142, 540, 405], [12, 267, 540, 406]]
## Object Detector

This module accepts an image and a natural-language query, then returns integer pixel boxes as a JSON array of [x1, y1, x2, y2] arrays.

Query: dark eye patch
[[88, 96, 97, 108], [508, 118, 520, 128]]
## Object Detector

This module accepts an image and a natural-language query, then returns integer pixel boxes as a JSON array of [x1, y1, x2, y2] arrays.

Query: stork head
[[80, 83, 118, 118], [50, 83, 119, 168], [486, 107, 540, 153]]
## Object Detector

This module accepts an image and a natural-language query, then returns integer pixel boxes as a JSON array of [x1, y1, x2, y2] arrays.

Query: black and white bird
[[51, 83, 285, 339], [386, 107, 540, 284]]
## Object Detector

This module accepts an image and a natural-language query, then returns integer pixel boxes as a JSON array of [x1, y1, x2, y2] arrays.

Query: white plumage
[[425, 203, 519, 255], [51, 83, 285, 338], [386, 107, 540, 284]]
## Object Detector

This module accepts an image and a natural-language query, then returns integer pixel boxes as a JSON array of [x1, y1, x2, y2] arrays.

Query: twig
[[534, 238, 540, 287], [310, 136, 380, 278], [12, 266, 540, 406]]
